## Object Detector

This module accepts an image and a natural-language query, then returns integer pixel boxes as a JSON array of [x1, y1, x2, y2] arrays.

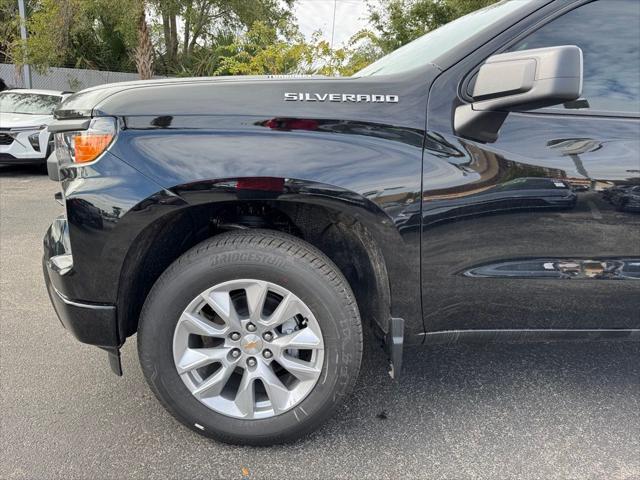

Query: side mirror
[[454, 45, 583, 143]]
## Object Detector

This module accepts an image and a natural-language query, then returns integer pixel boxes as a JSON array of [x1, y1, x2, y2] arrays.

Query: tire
[[137, 229, 363, 445]]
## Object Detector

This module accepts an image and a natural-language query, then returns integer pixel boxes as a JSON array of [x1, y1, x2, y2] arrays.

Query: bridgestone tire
[[137, 230, 363, 445]]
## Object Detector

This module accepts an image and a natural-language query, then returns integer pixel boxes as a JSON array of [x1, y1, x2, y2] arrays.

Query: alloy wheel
[[173, 279, 325, 419]]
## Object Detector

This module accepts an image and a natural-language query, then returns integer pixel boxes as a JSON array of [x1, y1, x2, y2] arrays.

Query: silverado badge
[[284, 92, 399, 103]]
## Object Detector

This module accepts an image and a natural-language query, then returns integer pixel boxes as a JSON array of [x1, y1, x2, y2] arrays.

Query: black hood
[[55, 69, 439, 130]]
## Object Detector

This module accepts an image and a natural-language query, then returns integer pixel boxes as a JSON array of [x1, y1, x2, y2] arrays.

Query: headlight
[[28, 132, 41, 151], [55, 117, 116, 165]]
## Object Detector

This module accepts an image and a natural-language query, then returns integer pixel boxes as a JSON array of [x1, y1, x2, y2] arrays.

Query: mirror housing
[[455, 45, 583, 142]]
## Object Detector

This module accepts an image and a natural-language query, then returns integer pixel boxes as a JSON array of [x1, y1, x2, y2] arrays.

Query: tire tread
[[137, 229, 362, 445]]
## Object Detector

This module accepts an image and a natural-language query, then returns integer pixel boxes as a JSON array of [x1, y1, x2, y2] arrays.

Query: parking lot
[[1, 166, 639, 480]]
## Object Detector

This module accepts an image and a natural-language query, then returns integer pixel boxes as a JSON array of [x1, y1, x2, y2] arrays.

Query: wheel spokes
[[175, 347, 230, 375], [258, 364, 292, 414], [203, 289, 242, 332], [277, 355, 322, 382], [244, 281, 269, 322], [262, 293, 305, 328], [179, 312, 226, 337], [174, 279, 325, 419], [192, 363, 234, 398], [234, 371, 255, 418], [272, 328, 322, 351]]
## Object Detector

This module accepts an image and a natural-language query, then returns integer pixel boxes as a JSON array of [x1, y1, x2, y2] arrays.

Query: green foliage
[[209, 21, 370, 77], [151, 0, 296, 74], [0, 0, 24, 63], [367, 0, 500, 53], [203, 21, 346, 77], [337, 29, 386, 76], [342, 0, 500, 71], [172, 32, 234, 77], [10, 0, 140, 73], [2, 0, 497, 78], [214, 21, 307, 75]]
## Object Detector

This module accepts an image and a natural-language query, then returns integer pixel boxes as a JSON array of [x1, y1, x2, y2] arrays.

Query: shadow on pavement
[[0, 164, 47, 177]]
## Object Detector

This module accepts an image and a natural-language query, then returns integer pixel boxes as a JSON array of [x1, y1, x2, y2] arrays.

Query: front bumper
[[0, 152, 46, 165], [43, 216, 119, 348], [0, 128, 50, 164]]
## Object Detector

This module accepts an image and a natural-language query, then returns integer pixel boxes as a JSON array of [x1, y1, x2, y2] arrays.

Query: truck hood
[[0, 112, 53, 129], [56, 75, 327, 119], [55, 69, 438, 131]]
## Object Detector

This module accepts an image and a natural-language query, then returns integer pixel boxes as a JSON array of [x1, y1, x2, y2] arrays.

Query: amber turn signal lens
[[73, 133, 114, 163]]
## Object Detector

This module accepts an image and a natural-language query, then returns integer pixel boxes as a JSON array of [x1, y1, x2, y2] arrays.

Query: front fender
[[56, 150, 186, 304], [108, 117, 425, 339]]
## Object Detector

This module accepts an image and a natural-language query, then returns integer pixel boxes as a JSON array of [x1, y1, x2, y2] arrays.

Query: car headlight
[[28, 132, 41, 151], [55, 117, 116, 165]]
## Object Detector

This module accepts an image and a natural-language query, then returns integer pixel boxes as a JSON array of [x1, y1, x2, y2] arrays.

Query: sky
[[294, 0, 371, 48]]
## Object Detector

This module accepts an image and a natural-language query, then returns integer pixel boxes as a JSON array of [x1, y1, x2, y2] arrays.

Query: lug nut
[[246, 323, 257, 332], [230, 349, 241, 358], [247, 357, 257, 367], [230, 332, 241, 341], [262, 331, 273, 341], [263, 349, 273, 359]]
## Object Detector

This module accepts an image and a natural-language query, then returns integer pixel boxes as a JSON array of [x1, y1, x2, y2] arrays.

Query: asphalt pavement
[[1, 165, 639, 480]]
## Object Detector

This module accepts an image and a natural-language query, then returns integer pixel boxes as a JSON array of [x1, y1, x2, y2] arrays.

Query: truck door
[[421, 0, 640, 334]]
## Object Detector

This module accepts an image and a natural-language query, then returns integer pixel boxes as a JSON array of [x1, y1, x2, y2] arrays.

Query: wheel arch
[[115, 178, 422, 346]]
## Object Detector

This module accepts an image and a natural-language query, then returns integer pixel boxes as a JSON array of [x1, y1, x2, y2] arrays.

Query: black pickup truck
[[44, 0, 639, 445]]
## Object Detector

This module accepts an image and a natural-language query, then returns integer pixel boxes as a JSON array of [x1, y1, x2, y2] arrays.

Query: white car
[[0, 89, 71, 165]]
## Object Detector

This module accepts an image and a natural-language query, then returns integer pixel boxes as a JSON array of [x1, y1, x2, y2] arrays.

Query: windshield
[[355, 0, 535, 77], [0, 92, 62, 115]]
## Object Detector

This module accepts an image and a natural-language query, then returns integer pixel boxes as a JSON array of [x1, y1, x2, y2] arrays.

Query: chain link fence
[[0, 64, 164, 92]]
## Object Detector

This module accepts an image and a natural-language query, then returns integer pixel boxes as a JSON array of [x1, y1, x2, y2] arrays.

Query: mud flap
[[105, 347, 123, 376], [386, 317, 404, 379]]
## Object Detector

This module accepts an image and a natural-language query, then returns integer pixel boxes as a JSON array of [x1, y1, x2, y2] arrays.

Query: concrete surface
[[1, 166, 639, 480]]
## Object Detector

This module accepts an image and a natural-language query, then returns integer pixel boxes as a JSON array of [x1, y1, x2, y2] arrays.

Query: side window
[[509, 0, 640, 114]]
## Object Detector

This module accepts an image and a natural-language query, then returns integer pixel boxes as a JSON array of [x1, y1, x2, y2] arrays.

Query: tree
[[151, 0, 296, 74], [190, 0, 502, 78], [0, 0, 30, 64], [211, 21, 311, 76], [134, 6, 154, 79], [3, 0, 499, 80], [337, 0, 500, 74], [6, 0, 298, 76], [10, 0, 140, 73], [367, 0, 499, 54]]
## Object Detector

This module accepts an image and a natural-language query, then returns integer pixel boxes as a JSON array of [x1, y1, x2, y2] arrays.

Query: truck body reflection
[[463, 258, 640, 280]]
